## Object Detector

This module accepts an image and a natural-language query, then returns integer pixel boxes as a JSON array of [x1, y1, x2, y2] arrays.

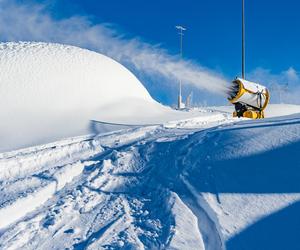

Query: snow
[[213, 103, 300, 118], [0, 181, 57, 230], [168, 192, 205, 249], [1, 106, 299, 249], [0, 42, 207, 153], [1, 41, 300, 249], [0, 136, 103, 181], [0, 41, 231, 153]]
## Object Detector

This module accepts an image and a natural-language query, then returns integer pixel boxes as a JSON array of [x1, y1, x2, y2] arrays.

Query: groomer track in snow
[[1, 107, 300, 250]]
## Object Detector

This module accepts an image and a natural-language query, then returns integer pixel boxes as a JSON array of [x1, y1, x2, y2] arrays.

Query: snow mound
[[0, 42, 156, 152]]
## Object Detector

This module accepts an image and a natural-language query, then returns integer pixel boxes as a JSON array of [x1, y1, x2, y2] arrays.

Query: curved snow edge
[[182, 177, 226, 250]]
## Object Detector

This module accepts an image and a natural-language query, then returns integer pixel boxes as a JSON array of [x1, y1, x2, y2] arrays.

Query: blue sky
[[51, 0, 300, 78], [1, 0, 300, 105]]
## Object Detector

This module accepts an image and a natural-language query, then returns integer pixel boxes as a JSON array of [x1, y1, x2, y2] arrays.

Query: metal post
[[242, 0, 245, 79], [175, 25, 186, 109], [179, 28, 183, 100]]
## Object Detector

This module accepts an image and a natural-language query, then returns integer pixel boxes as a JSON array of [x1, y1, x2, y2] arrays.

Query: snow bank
[[0, 42, 155, 152], [264, 104, 300, 117], [210, 104, 300, 118], [0, 136, 103, 181]]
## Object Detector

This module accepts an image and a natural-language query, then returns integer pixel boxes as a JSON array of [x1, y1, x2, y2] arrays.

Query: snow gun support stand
[[228, 0, 270, 119]]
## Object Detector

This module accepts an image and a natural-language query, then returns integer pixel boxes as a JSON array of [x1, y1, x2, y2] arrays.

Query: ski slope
[[1, 105, 300, 250]]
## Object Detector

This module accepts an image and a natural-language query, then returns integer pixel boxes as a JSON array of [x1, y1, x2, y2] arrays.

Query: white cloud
[[285, 67, 299, 82], [248, 67, 300, 104], [0, 0, 230, 102]]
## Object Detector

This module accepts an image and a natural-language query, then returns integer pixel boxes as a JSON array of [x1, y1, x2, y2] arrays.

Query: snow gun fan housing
[[228, 78, 270, 119]]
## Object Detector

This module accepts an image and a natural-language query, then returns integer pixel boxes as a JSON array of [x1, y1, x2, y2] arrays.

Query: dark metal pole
[[242, 0, 245, 79]]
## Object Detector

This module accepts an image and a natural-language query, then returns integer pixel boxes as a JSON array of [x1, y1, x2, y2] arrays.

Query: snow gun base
[[233, 110, 265, 119]]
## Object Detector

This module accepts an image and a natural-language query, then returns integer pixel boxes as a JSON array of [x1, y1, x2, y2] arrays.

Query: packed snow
[[1, 42, 300, 250]]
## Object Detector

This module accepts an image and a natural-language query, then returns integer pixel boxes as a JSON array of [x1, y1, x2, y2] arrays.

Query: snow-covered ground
[[0, 42, 208, 153], [0, 104, 300, 250], [211, 104, 300, 118], [1, 42, 300, 250]]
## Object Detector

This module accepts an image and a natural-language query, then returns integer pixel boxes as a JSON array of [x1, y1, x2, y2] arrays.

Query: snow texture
[[0, 104, 300, 249]]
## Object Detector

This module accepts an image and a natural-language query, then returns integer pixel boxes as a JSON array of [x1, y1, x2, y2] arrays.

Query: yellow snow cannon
[[228, 78, 270, 119]]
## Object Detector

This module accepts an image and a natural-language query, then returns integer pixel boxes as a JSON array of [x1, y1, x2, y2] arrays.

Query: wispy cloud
[[249, 67, 300, 104], [0, 0, 229, 103]]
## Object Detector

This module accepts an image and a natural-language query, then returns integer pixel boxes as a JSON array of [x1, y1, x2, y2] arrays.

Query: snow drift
[[0, 42, 175, 152]]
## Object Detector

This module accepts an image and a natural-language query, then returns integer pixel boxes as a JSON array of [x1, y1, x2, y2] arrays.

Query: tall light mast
[[175, 25, 186, 109], [242, 0, 245, 79]]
